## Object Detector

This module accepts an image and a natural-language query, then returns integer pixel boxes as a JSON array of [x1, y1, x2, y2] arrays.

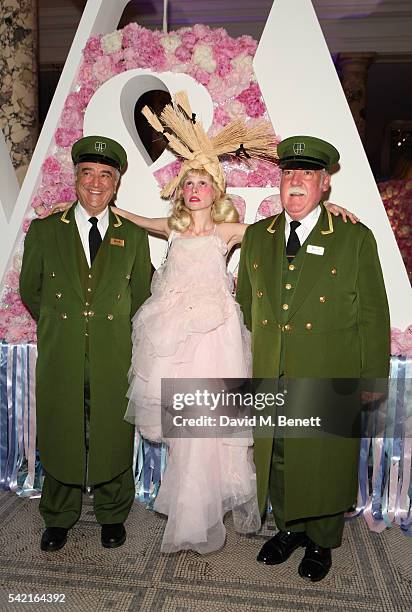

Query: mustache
[[287, 187, 307, 196]]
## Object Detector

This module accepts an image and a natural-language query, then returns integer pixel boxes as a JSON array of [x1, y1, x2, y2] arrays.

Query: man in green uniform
[[237, 136, 390, 581], [20, 136, 152, 552]]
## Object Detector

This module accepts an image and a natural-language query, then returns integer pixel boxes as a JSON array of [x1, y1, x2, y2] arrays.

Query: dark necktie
[[286, 220, 301, 260], [88, 217, 102, 265]]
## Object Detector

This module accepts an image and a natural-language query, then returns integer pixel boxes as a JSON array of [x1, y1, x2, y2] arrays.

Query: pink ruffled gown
[[125, 229, 261, 553]]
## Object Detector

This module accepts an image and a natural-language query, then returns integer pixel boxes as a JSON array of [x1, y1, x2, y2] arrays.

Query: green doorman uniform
[[237, 136, 390, 550], [20, 136, 152, 529]]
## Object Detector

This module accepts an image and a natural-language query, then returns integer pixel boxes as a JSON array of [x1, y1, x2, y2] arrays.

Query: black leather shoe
[[40, 527, 68, 552], [257, 531, 308, 565], [101, 523, 126, 548], [298, 541, 332, 582]]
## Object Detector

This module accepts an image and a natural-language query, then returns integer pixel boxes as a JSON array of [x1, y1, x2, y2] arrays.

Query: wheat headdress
[[142, 90, 278, 198]]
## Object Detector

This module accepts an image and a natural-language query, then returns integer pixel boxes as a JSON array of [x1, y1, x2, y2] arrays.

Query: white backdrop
[[0, 0, 410, 329]]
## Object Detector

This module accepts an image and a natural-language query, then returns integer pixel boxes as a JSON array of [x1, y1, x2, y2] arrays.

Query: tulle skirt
[[125, 278, 260, 553]]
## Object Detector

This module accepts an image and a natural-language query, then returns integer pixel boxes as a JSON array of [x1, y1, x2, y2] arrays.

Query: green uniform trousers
[[269, 438, 344, 549], [39, 355, 135, 528]]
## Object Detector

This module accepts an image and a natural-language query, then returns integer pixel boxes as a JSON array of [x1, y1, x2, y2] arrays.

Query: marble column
[[338, 53, 376, 141], [0, 0, 38, 184]]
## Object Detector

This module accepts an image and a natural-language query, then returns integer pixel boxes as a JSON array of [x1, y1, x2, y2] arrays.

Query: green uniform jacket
[[19, 205, 152, 485], [236, 205, 390, 519]]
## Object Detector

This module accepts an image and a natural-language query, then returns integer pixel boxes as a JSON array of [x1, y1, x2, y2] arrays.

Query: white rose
[[161, 35, 181, 53], [193, 44, 216, 73], [101, 31, 122, 54]]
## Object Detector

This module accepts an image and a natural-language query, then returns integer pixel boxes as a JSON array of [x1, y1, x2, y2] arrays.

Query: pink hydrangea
[[60, 108, 84, 130], [213, 106, 230, 127], [257, 195, 284, 219], [237, 83, 266, 118], [247, 171, 267, 187], [391, 326, 412, 357], [254, 159, 281, 187], [38, 184, 65, 205], [216, 55, 232, 78], [4, 269, 20, 289], [42, 156, 61, 176], [64, 92, 81, 111], [191, 66, 210, 86], [22, 218, 32, 233], [154, 160, 182, 188], [181, 31, 197, 50], [55, 128, 83, 148], [175, 45, 192, 63], [0, 310, 37, 343], [78, 62, 97, 87], [122, 24, 166, 70], [226, 170, 248, 188], [237, 35, 258, 56], [78, 86, 95, 107], [230, 195, 246, 222], [93, 55, 116, 83], [83, 36, 103, 62], [58, 186, 76, 202], [192, 24, 213, 42]]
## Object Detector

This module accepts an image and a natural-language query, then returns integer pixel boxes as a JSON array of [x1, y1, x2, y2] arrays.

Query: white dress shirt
[[74, 203, 109, 268], [284, 205, 321, 248]]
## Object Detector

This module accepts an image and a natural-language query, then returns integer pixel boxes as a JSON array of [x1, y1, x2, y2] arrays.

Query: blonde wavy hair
[[168, 169, 239, 233]]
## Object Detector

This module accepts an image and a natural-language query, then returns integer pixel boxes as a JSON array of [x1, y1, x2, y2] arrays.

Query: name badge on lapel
[[110, 238, 124, 247], [306, 244, 324, 256]]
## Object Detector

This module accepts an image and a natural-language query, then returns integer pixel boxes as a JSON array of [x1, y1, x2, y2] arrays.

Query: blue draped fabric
[[0, 342, 410, 534]]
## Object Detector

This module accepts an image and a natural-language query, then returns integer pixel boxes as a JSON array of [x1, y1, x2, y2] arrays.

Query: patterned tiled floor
[[0, 491, 411, 611]]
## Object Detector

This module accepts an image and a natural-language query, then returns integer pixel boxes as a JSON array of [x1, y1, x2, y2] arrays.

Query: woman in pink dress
[[119, 167, 260, 553]]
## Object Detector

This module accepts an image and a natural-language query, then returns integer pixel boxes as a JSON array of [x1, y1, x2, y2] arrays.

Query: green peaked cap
[[71, 135, 127, 171], [278, 135, 340, 172]]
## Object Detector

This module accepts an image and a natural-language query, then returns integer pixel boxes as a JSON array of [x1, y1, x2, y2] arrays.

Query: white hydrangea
[[193, 44, 217, 73], [224, 100, 245, 121], [101, 31, 122, 54], [160, 34, 181, 53], [231, 53, 253, 73]]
